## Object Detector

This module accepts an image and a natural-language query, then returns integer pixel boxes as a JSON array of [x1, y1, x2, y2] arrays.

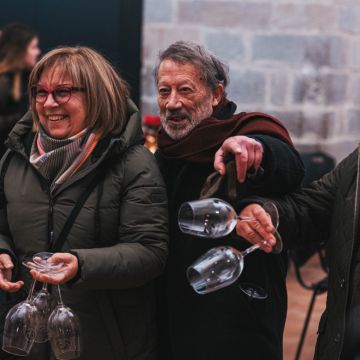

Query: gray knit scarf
[[30, 127, 90, 193]]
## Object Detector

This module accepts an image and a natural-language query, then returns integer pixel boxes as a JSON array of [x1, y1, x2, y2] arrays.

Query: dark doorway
[[0, 0, 143, 105]]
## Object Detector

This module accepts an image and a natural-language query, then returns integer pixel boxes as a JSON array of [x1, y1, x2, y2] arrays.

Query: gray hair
[[154, 41, 229, 94]]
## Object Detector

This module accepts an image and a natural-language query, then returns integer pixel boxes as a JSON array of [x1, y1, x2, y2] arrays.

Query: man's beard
[[160, 104, 213, 140]]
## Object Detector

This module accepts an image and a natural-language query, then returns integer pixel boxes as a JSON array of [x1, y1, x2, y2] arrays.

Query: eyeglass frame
[[31, 85, 86, 105]]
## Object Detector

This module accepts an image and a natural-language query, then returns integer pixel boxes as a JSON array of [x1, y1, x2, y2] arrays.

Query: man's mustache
[[166, 110, 189, 121]]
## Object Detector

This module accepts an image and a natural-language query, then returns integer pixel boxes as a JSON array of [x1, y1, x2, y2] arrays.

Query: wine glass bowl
[[178, 198, 238, 238], [2, 281, 38, 356], [187, 246, 244, 294], [47, 302, 81, 360], [2, 300, 37, 356]]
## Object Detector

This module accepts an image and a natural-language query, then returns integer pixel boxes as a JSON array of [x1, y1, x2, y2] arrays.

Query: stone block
[[293, 73, 323, 105], [301, 111, 337, 139], [350, 38, 360, 70], [293, 74, 347, 105], [253, 35, 304, 65], [324, 74, 348, 104], [338, 7, 360, 34], [228, 69, 265, 105], [142, 27, 202, 64], [253, 35, 346, 69], [272, 4, 336, 31], [143, 0, 173, 23], [351, 76, 360, 104], [177, 1, 271, 29], [270, 72, 288, 106], [304, 36, 346, 69], [270, 110, 303, 137], [205, 32, 244, 63], [336, 0, 360, 6], [348, 109, 360, 134]]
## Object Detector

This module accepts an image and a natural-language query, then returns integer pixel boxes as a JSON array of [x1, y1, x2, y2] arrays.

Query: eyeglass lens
[[33, 87, 72, 104]]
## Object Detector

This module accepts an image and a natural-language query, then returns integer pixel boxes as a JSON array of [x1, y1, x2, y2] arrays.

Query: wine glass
[[47, 285, 81, 360], [2, 280, 38, 356], [178, 198, 282, 253], [23, 252, 64, 343], [187, 243, 267, 296]]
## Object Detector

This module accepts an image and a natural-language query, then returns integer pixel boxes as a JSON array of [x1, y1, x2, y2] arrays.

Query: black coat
[[0, 71, 29, 158], [156, 134, 304, 360], [259, 148, 360, 360]]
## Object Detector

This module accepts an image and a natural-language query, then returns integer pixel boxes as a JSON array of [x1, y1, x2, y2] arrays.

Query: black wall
[[0, 0, 143, 105]]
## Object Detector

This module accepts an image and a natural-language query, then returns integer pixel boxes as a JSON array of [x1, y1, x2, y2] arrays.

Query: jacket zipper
[[48, 190, 55, 250]]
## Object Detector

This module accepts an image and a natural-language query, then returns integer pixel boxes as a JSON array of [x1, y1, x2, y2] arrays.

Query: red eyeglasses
[[31, 85, 86, 105]]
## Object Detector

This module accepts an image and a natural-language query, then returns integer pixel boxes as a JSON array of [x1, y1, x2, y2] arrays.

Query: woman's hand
[[30, 252, 79, 285], [0, 253, 24, 292], [236, 204, 277, 253], [214, 136, 263, 183]]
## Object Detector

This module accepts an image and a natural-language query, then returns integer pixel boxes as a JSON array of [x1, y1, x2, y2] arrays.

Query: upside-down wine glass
[[47, 284, 81, 360], [2, 280, 38, 356], [178, 198, 282, 299]]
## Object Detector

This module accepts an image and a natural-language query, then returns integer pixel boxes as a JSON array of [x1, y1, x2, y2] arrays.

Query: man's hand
[[214, 136, 263, 183], [236, 204, 277, 253], [0, 253, 24, 292], [30, 253, 79, 285]]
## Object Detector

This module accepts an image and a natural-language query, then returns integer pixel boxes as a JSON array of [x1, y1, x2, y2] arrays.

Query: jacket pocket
[[95, 291, 127, 360]]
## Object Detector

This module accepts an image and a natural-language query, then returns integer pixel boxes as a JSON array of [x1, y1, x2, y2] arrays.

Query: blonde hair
[[29, 46, 129, 137]]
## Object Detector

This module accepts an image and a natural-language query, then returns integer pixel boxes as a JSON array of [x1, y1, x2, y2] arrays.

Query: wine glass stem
[[56, 284, 64, 305], [241, 243, 261, 257], [26, 279, 37, 301]]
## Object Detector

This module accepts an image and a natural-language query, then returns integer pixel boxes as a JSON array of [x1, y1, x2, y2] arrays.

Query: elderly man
[[154, 41, 304, 360]]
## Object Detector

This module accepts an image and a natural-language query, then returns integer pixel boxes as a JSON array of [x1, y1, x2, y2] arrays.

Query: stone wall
[[141, 0, 360, 162]]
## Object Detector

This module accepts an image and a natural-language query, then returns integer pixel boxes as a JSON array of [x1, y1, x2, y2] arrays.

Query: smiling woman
[[0, 46, 168, 360]]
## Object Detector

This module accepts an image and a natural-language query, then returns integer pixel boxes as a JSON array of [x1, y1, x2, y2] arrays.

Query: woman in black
[[0, 23, 40, 157]]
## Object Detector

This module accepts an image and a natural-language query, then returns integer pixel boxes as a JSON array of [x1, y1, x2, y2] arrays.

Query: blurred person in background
[[154, 40, 304, 360], [0, 46, 168, 360], [0, 22, 40, 157]]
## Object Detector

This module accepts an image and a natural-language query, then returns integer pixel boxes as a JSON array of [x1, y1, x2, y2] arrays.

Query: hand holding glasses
[[2, 252, 81, 359], [178, 198, 282, 299], [178, 198, 282, 253]]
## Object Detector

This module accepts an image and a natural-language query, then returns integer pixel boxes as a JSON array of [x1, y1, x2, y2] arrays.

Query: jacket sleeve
[[70, 146, 169, 290], [246, 134, 305, 194], [244, 148, 356, 250]]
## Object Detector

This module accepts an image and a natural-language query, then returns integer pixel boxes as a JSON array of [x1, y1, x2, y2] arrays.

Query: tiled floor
[[283, 255, 327, 360]]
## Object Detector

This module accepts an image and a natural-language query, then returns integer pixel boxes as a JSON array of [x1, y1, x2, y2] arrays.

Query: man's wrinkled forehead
[[157, 59, 207, 85]]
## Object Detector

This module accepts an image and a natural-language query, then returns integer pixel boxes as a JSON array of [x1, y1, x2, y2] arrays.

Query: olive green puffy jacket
[[0, 99, 168, 360]]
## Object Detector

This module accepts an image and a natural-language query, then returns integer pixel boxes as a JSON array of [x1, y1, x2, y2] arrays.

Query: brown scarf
[[158, 99, 293, 163]]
